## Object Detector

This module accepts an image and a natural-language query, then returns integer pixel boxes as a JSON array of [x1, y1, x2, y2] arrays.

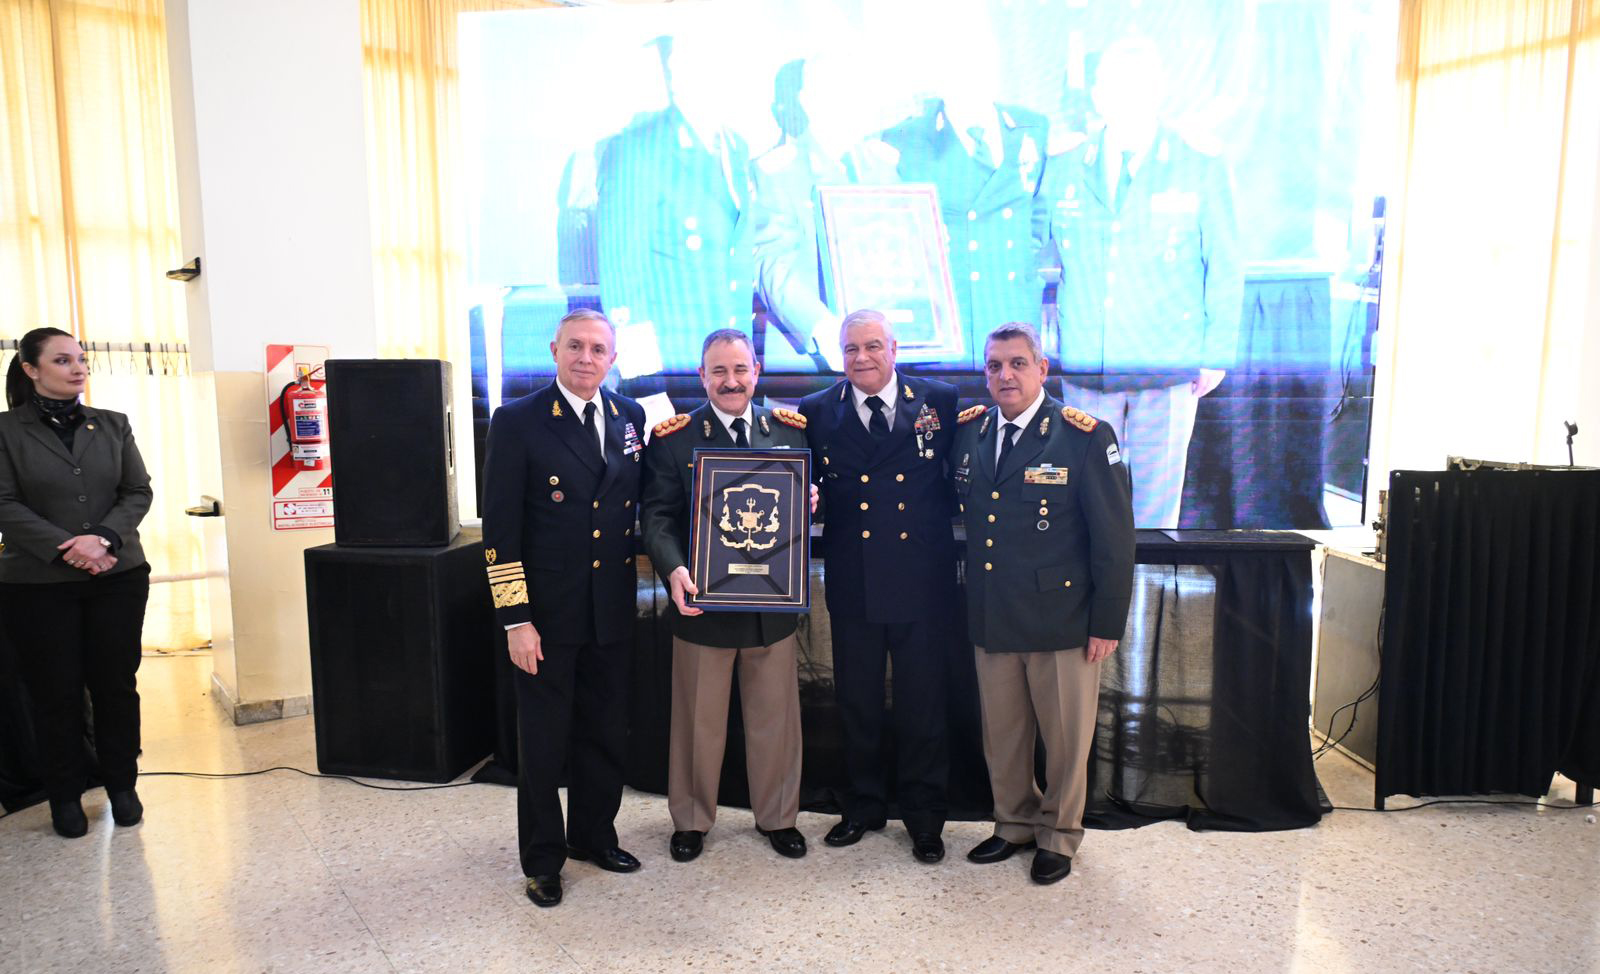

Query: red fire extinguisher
[[278, 365, 327, 468]]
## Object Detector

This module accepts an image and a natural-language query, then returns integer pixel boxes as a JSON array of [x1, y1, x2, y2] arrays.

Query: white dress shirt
[[556, 378, 606, 457], [851, 373, 900, 433], [710, 402, 755, 443], [994, 388, 1047, 468]]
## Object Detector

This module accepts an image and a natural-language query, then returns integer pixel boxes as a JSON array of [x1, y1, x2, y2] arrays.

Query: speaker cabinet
[[306, 530, 495, 782], [327, 358, 458, 546]]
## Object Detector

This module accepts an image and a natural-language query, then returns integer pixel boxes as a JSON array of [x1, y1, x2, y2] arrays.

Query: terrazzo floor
[[1, 654, 1596, 974]]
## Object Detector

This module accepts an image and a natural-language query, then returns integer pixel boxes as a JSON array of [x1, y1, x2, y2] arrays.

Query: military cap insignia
[[551, 398, 563, 418], [486, 559, 528, 609], [773, 407, 807, 429], [1061, 407, 1099, 432], [484, 548, 497, 565], [759, 414, 771, 436], [652, 414, 691, 438], [957, 405, 987, 425]]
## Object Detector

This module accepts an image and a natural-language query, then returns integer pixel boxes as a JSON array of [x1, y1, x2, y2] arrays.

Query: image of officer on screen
[[1038, 35, 1243, 529], [878, 14, 1050, 369], [595, 30, 755, 380], [749, 49, 903, 374]]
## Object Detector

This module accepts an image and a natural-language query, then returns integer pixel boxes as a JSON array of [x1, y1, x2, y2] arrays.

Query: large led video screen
[[460, 0, 1395, 529]]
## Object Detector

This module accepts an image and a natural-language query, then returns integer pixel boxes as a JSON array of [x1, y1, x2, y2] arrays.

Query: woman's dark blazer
[[0, 403, 153, 584]]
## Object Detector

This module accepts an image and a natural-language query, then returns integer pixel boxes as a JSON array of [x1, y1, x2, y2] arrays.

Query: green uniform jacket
[[641, 401, 808, 649], [952, 397, 1135, 653]]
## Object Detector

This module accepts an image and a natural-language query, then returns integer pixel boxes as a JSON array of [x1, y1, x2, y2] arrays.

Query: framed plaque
[[688, 448, 811, 613], [815, 183, 964, 363]]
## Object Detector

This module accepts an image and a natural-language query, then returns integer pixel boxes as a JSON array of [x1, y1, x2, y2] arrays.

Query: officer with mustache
[[640, 329, 817, 862]]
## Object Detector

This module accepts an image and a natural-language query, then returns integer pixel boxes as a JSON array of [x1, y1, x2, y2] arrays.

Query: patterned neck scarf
[[31, 392, 84, 438]]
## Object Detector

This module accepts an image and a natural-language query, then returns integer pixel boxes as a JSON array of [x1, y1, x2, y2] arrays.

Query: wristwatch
[[95, 536, 112, 550]]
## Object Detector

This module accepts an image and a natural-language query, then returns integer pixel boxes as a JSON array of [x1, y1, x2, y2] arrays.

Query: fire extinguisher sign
[[266, 344, 334, 530]]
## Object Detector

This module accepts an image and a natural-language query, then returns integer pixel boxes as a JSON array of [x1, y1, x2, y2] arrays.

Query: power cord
[[136, 766, 486, 791], [1330, 797, 1599, 813], [1312, 571, 1384, 761]]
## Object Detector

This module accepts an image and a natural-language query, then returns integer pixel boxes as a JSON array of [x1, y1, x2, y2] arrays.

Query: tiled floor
[[1, 654, 1596, 974]]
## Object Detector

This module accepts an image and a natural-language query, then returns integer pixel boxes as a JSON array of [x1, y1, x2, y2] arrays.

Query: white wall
[[166, 0, 377, 718], [1366, 114, 1600, 509]]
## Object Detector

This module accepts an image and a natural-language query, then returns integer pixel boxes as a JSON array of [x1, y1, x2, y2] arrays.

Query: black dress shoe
[[49, 798, 87, 839], [822, 818, 885, 847], [525, 874, 563, 907], [757, 826, 807, 859], [910, 832, 945, 863], [567, 845, 641, 873], [109, 789, 143, 827], [966, 835, 1036, 864], [1030, 849, 1073, 885], [670, 830, 704, 863]]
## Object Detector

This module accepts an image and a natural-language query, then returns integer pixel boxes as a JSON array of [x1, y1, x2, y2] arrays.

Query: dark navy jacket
[[480, 382, 646, 645], [799, 374, 959, 623]]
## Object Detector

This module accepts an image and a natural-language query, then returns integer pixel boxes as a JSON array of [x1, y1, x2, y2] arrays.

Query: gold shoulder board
[[1061, 407, 1099, 433], [653, 414, 691, 438], [773, 407, 807, 430]]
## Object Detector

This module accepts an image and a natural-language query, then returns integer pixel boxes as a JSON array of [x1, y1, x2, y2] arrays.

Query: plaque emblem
[[718, 485, 782, 552]]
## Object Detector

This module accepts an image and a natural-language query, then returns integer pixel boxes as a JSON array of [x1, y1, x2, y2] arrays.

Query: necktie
[[731, 416, 749, 448], [865, 395, 889, 439], [582, 401, 602, 463], [996, 422, 1019, 479], [967, 126, 993, 168], [1114, 150, 1133, 210]]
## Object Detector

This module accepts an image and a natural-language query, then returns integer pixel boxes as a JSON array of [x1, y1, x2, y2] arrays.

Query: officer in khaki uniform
[[1035, 37, 1243, 527], [952, 322, 1135, 885], [640, 329, 812, 863]]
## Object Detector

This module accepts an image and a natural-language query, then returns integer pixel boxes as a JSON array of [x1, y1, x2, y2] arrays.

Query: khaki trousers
[[973, 645, 1101, 857], [668, 634, 803, 832]]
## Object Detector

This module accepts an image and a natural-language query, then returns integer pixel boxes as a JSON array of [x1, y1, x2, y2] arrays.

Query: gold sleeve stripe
[[486, 562, 525, 577], [491, 579, 529, 609]]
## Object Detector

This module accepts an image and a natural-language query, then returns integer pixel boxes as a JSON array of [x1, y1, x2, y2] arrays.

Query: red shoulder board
[[772, 407, 807, 430], [957, 405, 988, 425], [652, 414, 691, 438], [1061, 407, 1099, 433]]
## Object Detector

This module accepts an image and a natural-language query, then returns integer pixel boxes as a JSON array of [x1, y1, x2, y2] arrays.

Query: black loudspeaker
[[327, 358, 458, 546], [305, 530, 494, 782]]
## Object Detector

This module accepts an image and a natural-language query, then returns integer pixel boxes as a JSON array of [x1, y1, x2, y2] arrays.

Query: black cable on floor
[[1331, 797, 1599, 813], [136, 766, 487, 791]]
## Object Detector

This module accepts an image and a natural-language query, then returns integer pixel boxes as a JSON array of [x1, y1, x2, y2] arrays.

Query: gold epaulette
[[773, 407, 807, 430], [957, 405, 988, 425], [484, 548, 529, 610], [1061, 406, 1099, 432], [653, 414, 691, 438]]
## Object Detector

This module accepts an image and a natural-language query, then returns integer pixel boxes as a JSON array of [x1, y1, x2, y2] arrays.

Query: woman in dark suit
[[0, 327, 153, 837]]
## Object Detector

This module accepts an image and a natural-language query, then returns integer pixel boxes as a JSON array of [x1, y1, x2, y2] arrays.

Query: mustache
[[715, 385, 747, 395]]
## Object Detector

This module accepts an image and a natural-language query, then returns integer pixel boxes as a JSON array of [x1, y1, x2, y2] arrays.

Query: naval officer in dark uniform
[[952, 322, 1135, 885], [798, 308, 960, 863], [480, 308, 649, 908], [640, 329, 815, 863]]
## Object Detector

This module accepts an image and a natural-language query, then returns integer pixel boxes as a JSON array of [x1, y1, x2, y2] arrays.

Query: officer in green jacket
[[951, 321, 1135, 885], [640, 329, 815, 863]]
